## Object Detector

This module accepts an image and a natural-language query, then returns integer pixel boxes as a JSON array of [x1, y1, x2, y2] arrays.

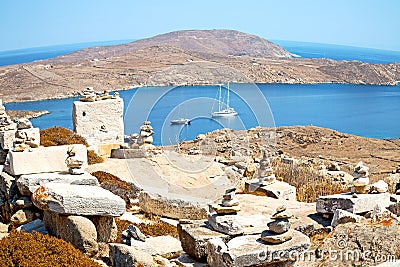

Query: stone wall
[[72, 97, 124, 155]]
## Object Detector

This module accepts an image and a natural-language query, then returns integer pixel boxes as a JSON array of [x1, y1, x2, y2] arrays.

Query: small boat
[[170, 118, 191, 125], [212, 83, 238, 117]]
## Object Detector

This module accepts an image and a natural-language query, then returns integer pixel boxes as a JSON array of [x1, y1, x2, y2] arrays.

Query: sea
[[2, 40, 400, 145]]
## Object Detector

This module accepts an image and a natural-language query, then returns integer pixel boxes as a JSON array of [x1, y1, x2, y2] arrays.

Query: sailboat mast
[[218, 85, 222, 111], [227, 82, 230, 108]]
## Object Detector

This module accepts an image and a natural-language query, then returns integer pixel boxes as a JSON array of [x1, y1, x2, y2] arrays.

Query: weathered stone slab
[[109, 243, 157, 267], [9, 144, 87, 175], [130, 235, 183, 259], [43, 211, 98, 256], [206, 231, 310, 267], [111, 148, 147, 159], [32, 182, 125, 216], [17, 171, 99, 196], [245, 180, 296, 201], [316, 193, 391, 214], [139, 191, 208, 220], [178, 222, 230, 260]]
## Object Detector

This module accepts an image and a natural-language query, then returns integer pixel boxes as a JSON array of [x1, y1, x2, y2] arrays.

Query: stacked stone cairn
[[351, 161, 388, 195], [208, 188, 243, 235], [65, 146, 85, 175], [261, 205, 293, 244], [257, 150, 276, 186], [138, 121, 155, 147]]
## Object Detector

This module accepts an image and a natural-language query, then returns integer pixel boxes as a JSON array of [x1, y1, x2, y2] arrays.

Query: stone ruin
[[351, 161, 388, 195], [0, 100, 40, 154], [73, 87, 124, 156]]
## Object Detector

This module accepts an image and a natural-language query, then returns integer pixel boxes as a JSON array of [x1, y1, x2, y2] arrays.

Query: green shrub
[[0, 231, 101, 267]]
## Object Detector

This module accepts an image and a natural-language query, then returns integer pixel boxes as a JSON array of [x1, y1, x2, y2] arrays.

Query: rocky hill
[[1, 29, 400, 103]]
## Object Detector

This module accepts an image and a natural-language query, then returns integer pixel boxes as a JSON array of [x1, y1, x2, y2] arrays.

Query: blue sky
[[1, 0, 399, 51]]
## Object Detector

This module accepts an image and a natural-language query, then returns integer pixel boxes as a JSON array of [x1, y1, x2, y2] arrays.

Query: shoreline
[[3, 81, 399, 104]]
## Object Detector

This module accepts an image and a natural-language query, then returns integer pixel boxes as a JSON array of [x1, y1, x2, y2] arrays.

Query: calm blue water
[[273, 40, 400, 64], [0, 40, 134, 66], [5, 84, 400, 145]]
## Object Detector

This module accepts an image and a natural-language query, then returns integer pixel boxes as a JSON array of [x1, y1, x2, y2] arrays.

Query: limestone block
[[178, 222, 230, 260], [139, 191, 208, 220], [316, 193, 391, 214], [9, 144, 87, 175], [130, 235, 183, 259], [331, 209, 365, 227], [73, 98, 124, 146], [206, 232, 310, 267], [109, 243, 157, 267], [43, 211, 98, 256], [32, 182, 125, 216], [92, 216, 118, 243], [208, 213, 244, 235], [17, 171, 99, 196], [0, 130, 16, 150], [245, 180, 296, 201], [17, 218, 48, 234]]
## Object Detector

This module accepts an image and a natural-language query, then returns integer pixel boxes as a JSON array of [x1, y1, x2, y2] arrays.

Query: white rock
[[17, 118, 32, 129], [370, 180, 389, 193], [32, 182, 125, 216]]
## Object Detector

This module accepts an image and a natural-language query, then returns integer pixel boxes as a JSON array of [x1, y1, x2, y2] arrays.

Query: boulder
[[370, 180, 389, 193], [43, 211, 98, 256], [8, 144, 87, 175], [109, 243, 156, 267], [17, 218, 48, 234], [17, 171, 99, 196], [178, 221, 230, 260], [139, 191, 208, 220], [316, 193, 391, 214], [32, 182, 125, 216], [208, 213, 244, 235], [331, 208, 365, 227], [267, 219, 291, 234]]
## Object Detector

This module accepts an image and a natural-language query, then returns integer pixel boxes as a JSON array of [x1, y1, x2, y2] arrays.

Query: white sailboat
[[211, 83, 238, 117], [170, 118, 191, 125]]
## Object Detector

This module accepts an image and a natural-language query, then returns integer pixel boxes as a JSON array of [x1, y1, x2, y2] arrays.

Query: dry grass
[[273, 159, 348, 203], [115, 217, 178, 243], [40, 127, 103, 165], [0, 230, 102, 267]]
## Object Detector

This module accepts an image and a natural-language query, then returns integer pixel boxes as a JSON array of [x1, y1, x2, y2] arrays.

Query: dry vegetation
[[0, 231, 102, 267], [114, 217, 178, 243], [273, 159, 348, 203], [40, 126, 104, 164]]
